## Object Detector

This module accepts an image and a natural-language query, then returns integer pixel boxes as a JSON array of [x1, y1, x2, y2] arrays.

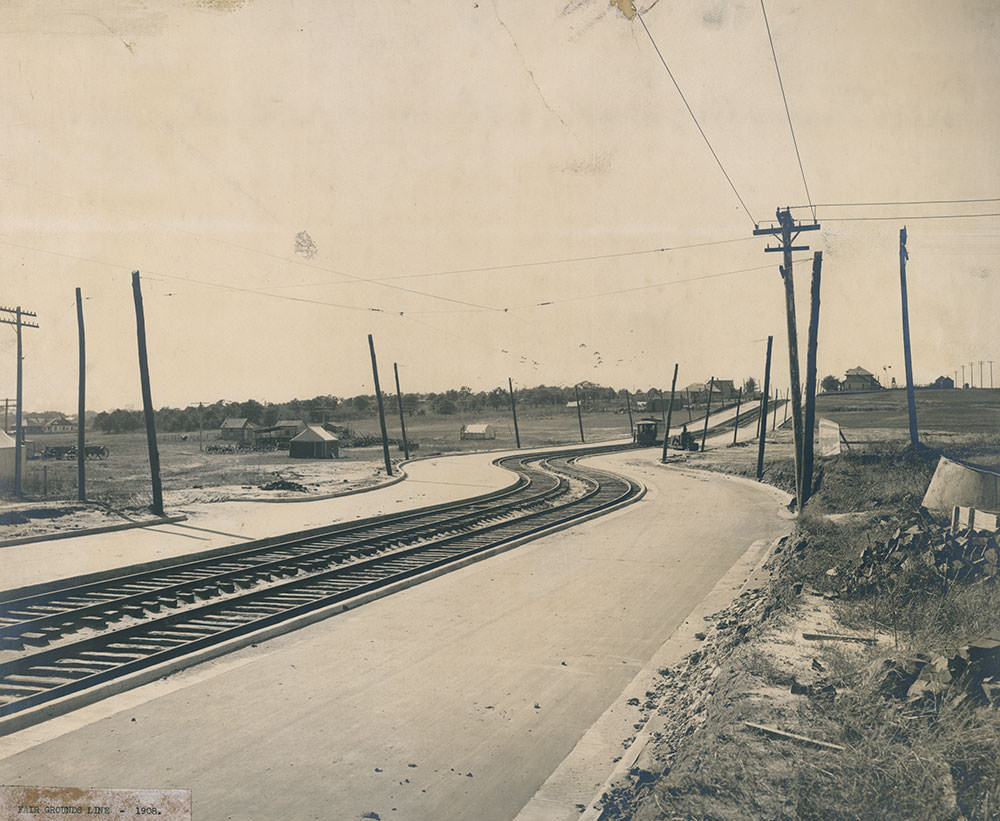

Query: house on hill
[[220, 417, 256, 442], [842, 367, 881, 392], [289, 425, 339, 458]]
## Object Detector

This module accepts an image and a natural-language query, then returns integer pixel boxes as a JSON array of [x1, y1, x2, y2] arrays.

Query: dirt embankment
[[597, 443, 1000, 820]]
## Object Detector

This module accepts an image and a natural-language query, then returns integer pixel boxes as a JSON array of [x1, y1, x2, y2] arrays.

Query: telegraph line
[[634, 9, 757, 226], [821, 212, 1000, 222], [790, 197, 1000, 209], [760, 0, 816, 222]]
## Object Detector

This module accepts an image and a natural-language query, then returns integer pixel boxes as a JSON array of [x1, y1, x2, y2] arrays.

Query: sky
[[0, 0, 997, 413]]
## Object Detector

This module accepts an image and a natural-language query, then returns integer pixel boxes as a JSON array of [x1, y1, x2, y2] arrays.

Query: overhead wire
[[821, 212, 1000, 222], [760, 0, 816, 223], [634, 9, 757, 226], [790, 197, 1000, 209], [265, 236, 757, 289]]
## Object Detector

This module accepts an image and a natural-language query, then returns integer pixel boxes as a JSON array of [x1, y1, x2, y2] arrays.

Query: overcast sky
[[1, 0, 997, 413]]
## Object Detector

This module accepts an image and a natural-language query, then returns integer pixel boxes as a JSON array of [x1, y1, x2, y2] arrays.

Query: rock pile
[[847, 514, 999, 596]]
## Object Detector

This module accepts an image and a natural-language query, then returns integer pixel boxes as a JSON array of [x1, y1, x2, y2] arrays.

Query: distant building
[[932, 375, 955, 390], [289, 425, 339, 458], [460, 423, 495, 440], [220, 417, 256, 442], [44, 417, 74, 433], [842, 367, 881, 392]]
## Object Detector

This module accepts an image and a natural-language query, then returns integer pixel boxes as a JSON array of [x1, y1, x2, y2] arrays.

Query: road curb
[[515, 472, 792, 821]]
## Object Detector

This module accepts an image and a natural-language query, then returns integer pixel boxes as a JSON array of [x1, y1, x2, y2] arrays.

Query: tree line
[[91, 381, 738, 434]]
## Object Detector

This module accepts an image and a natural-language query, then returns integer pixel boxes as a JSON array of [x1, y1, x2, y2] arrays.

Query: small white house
[[460, 423, 495, 441]]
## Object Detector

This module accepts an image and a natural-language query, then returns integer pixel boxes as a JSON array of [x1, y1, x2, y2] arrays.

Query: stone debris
[[845, 512, 998, 596], [876, 636, 1000, 707]]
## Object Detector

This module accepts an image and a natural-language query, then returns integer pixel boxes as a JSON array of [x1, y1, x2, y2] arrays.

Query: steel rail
[[0, 445, 642, 724]]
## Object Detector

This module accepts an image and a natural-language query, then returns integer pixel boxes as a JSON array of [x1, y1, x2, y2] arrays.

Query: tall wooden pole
[[625, 390, 634, 439], [732, 386, 743, 445], [756, 336, 773, 481], [14, 308, 24, 498], [801, 252, 822, 506], [755, 209, 819, 509], [661, 363, 678, 462], [76, 288, 86, 501], [574, 385, 585, 443], [508, 377, 520, 448], [368, 334, 393, 476], [700, 377, 715, 451], [899, 227, 919, 446], [393, 362, 409, 460], [131, 272, 163, 516]]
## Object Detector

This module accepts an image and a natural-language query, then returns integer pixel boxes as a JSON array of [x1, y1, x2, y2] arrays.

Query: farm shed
[[460, 423, 495, 440], [0, 429, 25, 491], [220, 417, 256, 442], [289, 425, 339, 459]]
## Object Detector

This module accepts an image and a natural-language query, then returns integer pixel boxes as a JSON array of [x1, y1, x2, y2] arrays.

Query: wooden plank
[[744, 721, 845, 752]]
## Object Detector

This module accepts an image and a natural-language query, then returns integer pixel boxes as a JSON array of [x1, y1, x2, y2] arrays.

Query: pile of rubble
[[845, 512, 998, 596], [877, 636, 1000, 708]]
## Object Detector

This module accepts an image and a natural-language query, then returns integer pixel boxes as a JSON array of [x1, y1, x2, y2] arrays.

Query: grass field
[[8, 390, 998, 506], [9, 407, 639, 506], [816, 387, 1000, 436]]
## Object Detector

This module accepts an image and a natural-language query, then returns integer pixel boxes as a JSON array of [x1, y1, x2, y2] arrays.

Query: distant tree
[[820, 375, 841, 393], [432, 398, 457, 415], [743, 377, 757, 398], [351, 396, 371, 413]]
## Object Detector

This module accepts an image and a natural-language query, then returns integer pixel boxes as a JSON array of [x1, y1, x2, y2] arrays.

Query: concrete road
[[0, 449, 791, 820]]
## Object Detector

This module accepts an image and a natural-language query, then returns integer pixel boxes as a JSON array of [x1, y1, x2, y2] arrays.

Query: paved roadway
[[0, 448, 792, 820]]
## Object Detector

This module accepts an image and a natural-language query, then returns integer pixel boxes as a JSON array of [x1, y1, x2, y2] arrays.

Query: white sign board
[[818, 418, 841, 458]]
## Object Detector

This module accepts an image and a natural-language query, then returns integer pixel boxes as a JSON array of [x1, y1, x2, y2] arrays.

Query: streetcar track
[[0, 444, 643, 730]]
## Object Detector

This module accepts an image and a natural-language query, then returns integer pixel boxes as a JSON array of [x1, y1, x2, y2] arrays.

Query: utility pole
[[131, 273, 163, 516], [756, 336, 773, 481], [754, 208, 820, 509], [801, 252, 823, 506], [685, 389, 693, 423], [661, 363, 678, 462], [574, 385, 585, 443], [980, 361, 984, 390], [990, 361, 995, 389], [970, 361, 975, 389], [508, 377, 520, 448], [700, 377, 714, 452], [393, 363, 410, 460], [76, 288, 86, 501], [0, 307, 39, 498], [367, 334, 392, 476], [625, 390, 634, 439], [898, 227, 919, 446], [962, 364, 966, 389], [732, 386, 743, 445], [658, 389, 667, 425]]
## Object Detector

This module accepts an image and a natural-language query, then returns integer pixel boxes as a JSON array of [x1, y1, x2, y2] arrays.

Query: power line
[[822, 212, 1000, 222], [521, 257, 812, 309], [634, 10, 757, 226], [760, 0, 816, 223], [267, 236, 756, 289], [790, 197, 1000, 209]]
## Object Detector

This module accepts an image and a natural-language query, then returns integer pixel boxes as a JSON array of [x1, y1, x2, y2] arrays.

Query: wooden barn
[[289, 425, 339, 459], [220, 417, 256, 443]]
